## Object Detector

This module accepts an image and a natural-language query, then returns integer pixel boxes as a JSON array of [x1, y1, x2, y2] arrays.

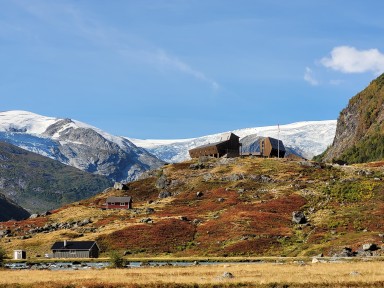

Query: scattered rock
[[156, 175, 170, 189], [349, 271, 360, 276], [221, 272, 234, 279], [0, 229, 11, 237], [362, 243, 378, 251], [237, 189, 245, 193], [334, 247, 355, 257], [196, 191, 203, 197], [114, 182, 129, 190], [29, 214, 39, 219], [158, 191, 172, 199], [146, 208, 155, 214], [40, 211, 51, 217], [217, 198, 225, 202], [312, 257, 319, 263], [203, 173, 213, 181], [192, 219, 202, 225], [179, 216, 188, 221], [140, 218, 153, 224], [292, 211, 307, 224]]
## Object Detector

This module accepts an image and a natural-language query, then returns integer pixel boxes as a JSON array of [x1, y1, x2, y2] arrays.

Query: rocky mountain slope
[[0, 141, 112, 214], [1, 157, 382, 258], [129, 120, 336, 163], [322, 73, 384, 163], [0, 193, 30, 221], [0, 111, 164, 182]]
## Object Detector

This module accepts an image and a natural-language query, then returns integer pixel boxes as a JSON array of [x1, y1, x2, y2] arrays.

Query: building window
[[120, 202, 125, 206]]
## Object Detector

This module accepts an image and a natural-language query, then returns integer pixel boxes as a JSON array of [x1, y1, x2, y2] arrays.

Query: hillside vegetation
[[0, 157, 383, 258], [0, 141, 112, 214], [322, 73, 384, 163]]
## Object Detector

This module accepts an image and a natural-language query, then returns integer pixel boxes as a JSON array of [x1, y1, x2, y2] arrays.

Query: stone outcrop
[[323, 73, 384, 163]]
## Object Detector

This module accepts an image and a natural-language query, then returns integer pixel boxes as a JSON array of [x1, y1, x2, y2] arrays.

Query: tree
[[0, 246, 6, 266], [109, 251, 125, 268]]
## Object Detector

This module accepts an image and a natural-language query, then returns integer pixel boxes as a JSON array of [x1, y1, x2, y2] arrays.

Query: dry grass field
[[0, 261, 383, 288]]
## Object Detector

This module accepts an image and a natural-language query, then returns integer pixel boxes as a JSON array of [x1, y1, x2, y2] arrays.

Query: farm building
[[106, 196, 132, 209], [260, 137, 285, 158], [189, 132, 241, 158], [51, 240, 100, 258], [13, 250, 26, 260]]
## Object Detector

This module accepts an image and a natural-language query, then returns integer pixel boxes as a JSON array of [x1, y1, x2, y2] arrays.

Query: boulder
[[179, 216, 188, 221], [29, 214, 39, 219], [362, 243, 377, 251], [221, 272, 234, 279], [158, 191, 172, 199], [196, 191, 203, 197], [292, 211, 307, 224], [140, 218, 153, 224], [156, 175, 170, 189], [114, 182, 128, 190], [40, 211, 52, 217], [146, 208, 155, 214]]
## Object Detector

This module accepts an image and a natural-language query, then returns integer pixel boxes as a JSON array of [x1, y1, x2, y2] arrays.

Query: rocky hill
[[0, 111, 164, 182], [322, 73, 384, 163], [0, 141, 112, 214], [1, 157, 382, 259], [0, 193, 30, 221]]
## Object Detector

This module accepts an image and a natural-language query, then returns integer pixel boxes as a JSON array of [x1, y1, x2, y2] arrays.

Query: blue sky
[[1, 0, 384, 138]]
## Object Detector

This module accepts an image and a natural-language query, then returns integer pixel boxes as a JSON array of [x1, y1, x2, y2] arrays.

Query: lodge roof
[[106, 196, 132, 203], [189, 133, 240, 151], [51, 241, 98, 251]]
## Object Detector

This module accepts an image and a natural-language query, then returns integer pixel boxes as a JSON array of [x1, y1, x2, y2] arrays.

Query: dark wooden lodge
[[189, 133, 241, 158], [106, 196, 132, 209], [260, 137, 285, 158], [51, 240, 100, 258]]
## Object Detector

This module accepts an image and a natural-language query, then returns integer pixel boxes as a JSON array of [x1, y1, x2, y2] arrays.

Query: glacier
[[128, 120, 337, 163]]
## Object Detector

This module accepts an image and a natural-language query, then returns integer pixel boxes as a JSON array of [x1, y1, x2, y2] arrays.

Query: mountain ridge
[[0, 111, 164, 182]]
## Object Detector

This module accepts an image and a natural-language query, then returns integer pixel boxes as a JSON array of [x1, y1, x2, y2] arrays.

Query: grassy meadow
[[0, 261, 384, 288]]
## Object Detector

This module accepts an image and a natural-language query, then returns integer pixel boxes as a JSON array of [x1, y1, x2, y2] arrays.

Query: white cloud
[[304, 67, 318, 86], [321, 46, 384, 75], [14, 0, 220, 92], [150, 50, 220, 91]]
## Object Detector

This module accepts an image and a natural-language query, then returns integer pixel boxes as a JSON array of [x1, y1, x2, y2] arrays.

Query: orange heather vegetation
[[0, 157, 383, 258]]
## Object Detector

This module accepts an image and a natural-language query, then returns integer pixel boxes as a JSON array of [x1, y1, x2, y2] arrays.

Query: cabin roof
[[189, 132, 239, 151], [51, 241, 98, 250], [106, 196, 132, 203]]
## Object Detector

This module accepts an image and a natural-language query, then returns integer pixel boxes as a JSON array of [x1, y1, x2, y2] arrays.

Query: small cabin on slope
[[106, 196, 132, 209], [51, 240, 100, 258], [260, 137, 285, 158], [189, 133, 241, 158]]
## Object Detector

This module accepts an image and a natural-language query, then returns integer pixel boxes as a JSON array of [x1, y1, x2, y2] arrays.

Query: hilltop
[[1, 157, 383, 259]]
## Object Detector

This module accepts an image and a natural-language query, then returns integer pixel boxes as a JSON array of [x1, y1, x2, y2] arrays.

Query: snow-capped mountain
[[0, 111, 164, 182], [128, 120, 337, 162]]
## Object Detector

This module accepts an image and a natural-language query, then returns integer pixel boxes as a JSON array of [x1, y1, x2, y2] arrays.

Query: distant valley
[[0, 141, 111, 213]]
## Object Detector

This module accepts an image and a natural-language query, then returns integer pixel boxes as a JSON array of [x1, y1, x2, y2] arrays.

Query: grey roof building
[[51, 240, 100, 258]]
